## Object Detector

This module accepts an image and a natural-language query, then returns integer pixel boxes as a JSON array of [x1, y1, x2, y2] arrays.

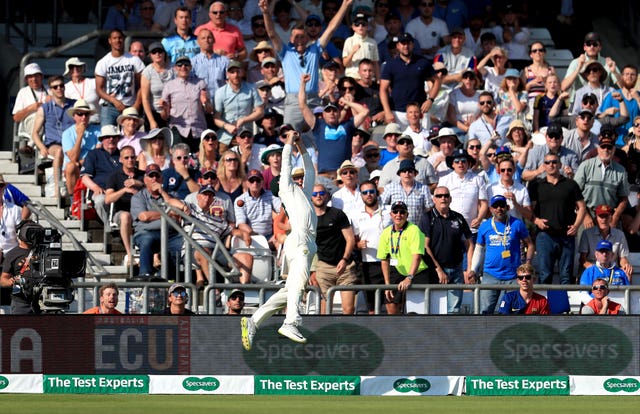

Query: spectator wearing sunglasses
[[331, 160, 365, 213], [575, 126, 630, 229], [522, 123, 579, 182], [561, 32, 622, 106], [160, 283, 196, 315], [194, 2, 246, 61], [433, 27, 477, 88], [497, 264, 549, 315], [570, 61, 614, 116], [226, 289, 245, 315], [528, 152, 586, 285], [472, 195, 535, 314], [579, 241, 630, 289], [379, 135, 437, 193], [162, 143, 201, 200], [580, 278, 626, 315]]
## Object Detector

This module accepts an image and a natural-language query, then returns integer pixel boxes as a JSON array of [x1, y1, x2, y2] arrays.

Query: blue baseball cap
[[596, 240, 613, 251], [490, 195, 507, 207]]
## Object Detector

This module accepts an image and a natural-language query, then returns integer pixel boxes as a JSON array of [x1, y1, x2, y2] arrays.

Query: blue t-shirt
[[279, 40, 322, 94], [162, 33, 200, 63], [80, 148, 121, 189], [313, 118, 355, 173], [477, 216, 529, 280], [579, 264, 630, 288], [600, 90, 640, 147], [379, 148, 399, 167], [163, 167, 201, 200], [61, 124, 101, 168]]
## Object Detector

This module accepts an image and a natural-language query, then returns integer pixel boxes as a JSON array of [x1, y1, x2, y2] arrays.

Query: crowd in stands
[[6, 0, 640, 315]]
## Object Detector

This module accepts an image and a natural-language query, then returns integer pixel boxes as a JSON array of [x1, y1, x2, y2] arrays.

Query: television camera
[[14, 222, 87, 313]]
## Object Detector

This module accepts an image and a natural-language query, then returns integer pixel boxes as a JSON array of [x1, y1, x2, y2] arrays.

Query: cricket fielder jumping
[[241, 130, 317, 349]]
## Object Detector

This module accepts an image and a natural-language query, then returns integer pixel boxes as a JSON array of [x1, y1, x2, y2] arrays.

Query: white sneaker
[[277, 323, 307, 344], [241, 317, 256, 351]]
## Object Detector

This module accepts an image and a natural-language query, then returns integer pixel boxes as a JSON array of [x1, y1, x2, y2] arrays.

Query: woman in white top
[[446, 70, 481, 139], [477, 46, 509, 100], [140, 42, 174, 130], [64, 57, 100, 124], [137, 127, 172, 171]]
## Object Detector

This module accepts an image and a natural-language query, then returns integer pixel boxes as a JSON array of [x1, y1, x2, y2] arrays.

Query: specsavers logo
[[393, 378, 431, 393], [603, 378, 640, 393], [0, 376, 8, 390], [243, 323, 384, 375], [182, 377, 220, 392], [490, 323, 632, 375]]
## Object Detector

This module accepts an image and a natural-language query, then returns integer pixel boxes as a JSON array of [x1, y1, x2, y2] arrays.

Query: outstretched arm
[[318, 0, 352, 48]]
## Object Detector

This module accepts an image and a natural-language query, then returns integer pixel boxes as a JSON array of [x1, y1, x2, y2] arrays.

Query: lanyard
[[71, 79, 85, 99], [596, 263, 615, 284], [390, 227, 404, 256], [491, 217, 510, 249]]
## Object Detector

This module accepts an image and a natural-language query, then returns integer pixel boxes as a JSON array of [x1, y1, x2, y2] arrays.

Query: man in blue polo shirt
[[258, 0, 352, 130], [380, 32, 442, 130], [472, 195, 535, 314], [299, 73, 369, 180]]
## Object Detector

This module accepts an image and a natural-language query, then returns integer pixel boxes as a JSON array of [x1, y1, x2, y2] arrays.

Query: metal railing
[[325, 284, 640, 315]]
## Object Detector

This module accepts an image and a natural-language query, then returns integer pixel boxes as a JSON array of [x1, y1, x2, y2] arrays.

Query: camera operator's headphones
[[17, 220, 44, 246]]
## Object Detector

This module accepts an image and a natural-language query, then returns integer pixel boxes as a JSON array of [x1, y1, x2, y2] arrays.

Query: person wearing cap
[[12, 62, 48, 140], [379, 30, 441, 129], [377, 122, 402, 166], [427, 127, 462, 179], [30, 75, 76, 196], [95, 29, 145, 127], [569, 61, 614, 116], [247, 40, 276, 83], [487, 156, 530, 221], [433, 26, 477, 88], [160, 55, 212, 153], [159, 283, 196, 315], [599, 64, 639, 146], [79, 125, 122, 225], [302, 13, 343, 72], [318, 60, 341, 102], [194, 2, 247, 61], [131, 163, 183, 281], [105, 145, 145, 266], [522, 122, 579, 182], [161, 7, 199, 63], [357, 141, 381, 183], [342, 12, 380, 80], [574, 126, 630, 229], [419, 185, 475, 314], [472, 194, 534, 314], [115, 107, 146, 155], [528, 152, 586, 285], [213, 61, 264, 150], [255, 109, 283, 147], [226, 289, 245, 315], [260, 144, 283, 190], [579, 240, 630, 289], [230, 127, 267, 172], [162, 142, 202, 200], [258, 0, 352, 130], [579, 203, 633, 277], [299, 73, 369, 178], [140, 42, 175, 131], [558, 107, 601, 162], [191, 28, 230, 106], [380, 159, 433, 225], [467, 91, 512, 146], [61, 99, 101, 197], [405, 2, 450, 60], [561, 31, 622, 104], [438, 147, 488, 235], [379, 135, 437, 191], [137, 127, 173, 171], [233, 168, 282, 283], [258, 57, 286, 113], [241, 129, 317, 348], [580, 278, 626, 315], [497, 264, 550, 315], [64, 57, 99, 125], [377, 199, 434, 314], [83, 282, 122, 315]]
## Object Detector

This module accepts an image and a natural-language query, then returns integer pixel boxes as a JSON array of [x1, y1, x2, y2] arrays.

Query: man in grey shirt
[[522, 123, 579, 182]]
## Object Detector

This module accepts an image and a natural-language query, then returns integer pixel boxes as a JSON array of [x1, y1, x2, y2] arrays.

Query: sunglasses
[[306, 21, 322, 27], [585, 67, 601, 73], [147, 172, 161, 179], [340, 170, 357, 176], [365, 152, 380, 158], [583, 99, 597, 105], [436, 68, 448, 75], [248, 177, 263, 183], [462, 73, 476, 79], [600, 144, 614, 150], [324, 107, 338, 113], [585, 41, 600, 47], [492, 202, 507, 209], [361, 189, 377, 196], [225, 158, 239, 162], [340, 86, 355, 92], [176, 62, 191, 67], [210, 10, 225, 15], [517, 274, 533, 281], [453, 158, 468, 164], [530, 48, 546, 53], [150, 49, 164, 54], [500, 168, 513, 173], [592, 285, 608, 291], [397, 140, 413, 146], [175, 155, 189, 160], [547, 134, 562, 140], [203, 173, 217, 180], [311, 191, 326, 197], [486, 153, 496, 157], [229, 295, 244, 301], [50, 84, 64, 90], [203, 135, 217, 141], [299, 54, 305, 68], [468, 145, 481, 150], [434, 193, 450, 198], [237, 135, 253, 139], [479, 100, 493, 106], [75, 112, 91, 117], [253, 23, 265, 28], [544, 159, 559, 164], [354, 21, 368, 27], [171, 291, 187, 297], [634, 123, 640, 128], [391, 209, 408, 215], [578, 114, 594, 121]]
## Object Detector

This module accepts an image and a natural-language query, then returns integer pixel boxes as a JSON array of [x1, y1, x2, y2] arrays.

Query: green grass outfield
[[2, 395, 640, 414]]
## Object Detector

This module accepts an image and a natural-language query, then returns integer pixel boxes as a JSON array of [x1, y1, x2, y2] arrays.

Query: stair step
[[30, 196, 59, 206], [62, 242, 103, 252], [0, 163, 20, 174], [4, 174, 38, 184], [0, 151, 13, 160], [18, 186, 43, 197], [38, 219, 83, 229], [62, 232, 89, 242]]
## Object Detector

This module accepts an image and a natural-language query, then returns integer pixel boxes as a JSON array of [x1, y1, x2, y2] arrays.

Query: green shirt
[[377, 222, 428, 276]]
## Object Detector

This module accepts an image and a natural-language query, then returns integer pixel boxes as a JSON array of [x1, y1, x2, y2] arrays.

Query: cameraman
[[0, 221, 42, 314]]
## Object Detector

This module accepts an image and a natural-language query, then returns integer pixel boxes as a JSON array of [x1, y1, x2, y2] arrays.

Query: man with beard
[[83, 282, 122, 314]]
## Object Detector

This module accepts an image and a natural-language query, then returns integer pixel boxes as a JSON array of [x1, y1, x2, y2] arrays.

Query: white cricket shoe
[[277, 323, 307, 344], [241, 317, 256, 351]]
